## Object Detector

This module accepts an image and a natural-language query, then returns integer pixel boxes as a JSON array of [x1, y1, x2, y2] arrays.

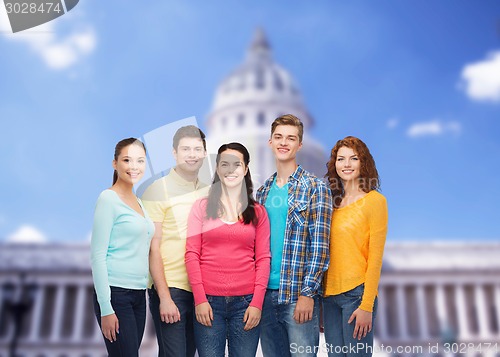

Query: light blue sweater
[[91, 189, 154, 316]]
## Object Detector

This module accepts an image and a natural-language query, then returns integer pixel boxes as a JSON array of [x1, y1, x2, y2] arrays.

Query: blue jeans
[[93, 286, 146, 357], [148, 286, 196, 357], [194, 294, 260, 357], [260, 289, 320, 357], [322, 284, 378, 357]]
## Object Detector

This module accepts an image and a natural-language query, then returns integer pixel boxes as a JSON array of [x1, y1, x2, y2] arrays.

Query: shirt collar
[[170, 168, 200, 189], [289, 165, 305, 183]]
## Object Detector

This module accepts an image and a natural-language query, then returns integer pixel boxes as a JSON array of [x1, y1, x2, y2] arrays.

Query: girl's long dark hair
[[206, 142, 257, 225], [112, 138, 147, 185]]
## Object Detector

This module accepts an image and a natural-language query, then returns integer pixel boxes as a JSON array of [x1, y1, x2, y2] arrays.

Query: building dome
[[207, 28, 313, 130], [206, 28, 326, 183]]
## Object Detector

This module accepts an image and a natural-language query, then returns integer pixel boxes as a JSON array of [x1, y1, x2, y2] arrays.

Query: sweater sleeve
[[185, 200, 208, 306], [359, 193, 388, 312], [250, 204, 271, 309], [90, 191, 116, 316]]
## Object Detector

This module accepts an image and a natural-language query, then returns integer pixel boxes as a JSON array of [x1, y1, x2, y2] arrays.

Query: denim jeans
[[260, 289, 320, 357], [148, 286, 196, 357], [194, 294, 260, 357], [322, 284, 378, 357], [93, 286, 146, 357]]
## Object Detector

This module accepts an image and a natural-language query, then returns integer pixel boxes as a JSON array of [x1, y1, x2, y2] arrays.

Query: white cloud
[[387, 117, 399, 129], [0, 5, 96, 70], [407, 120, 461, 138], [461, 51, 500, 103], [6, 225, 47, 244]]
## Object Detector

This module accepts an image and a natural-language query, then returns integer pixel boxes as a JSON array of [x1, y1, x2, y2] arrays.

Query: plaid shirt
[[256, 165, 332, 304]]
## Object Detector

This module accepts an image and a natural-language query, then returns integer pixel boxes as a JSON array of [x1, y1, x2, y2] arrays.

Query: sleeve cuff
[[99, 301, 115, 317], [300, 286, 316, 298], [249, 289, 266, 310], [192, 286, 208, 306], [359, 299, 374, 313]]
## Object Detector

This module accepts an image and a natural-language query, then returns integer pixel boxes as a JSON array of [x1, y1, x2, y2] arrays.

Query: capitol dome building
[[206, 28, 327, 183], [1, 30, 499, 357]]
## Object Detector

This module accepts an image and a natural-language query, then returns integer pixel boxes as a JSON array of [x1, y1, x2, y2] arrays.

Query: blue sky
[[1, 0, 499, 242]]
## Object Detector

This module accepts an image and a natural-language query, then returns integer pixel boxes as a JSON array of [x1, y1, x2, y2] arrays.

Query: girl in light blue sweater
[[91, 138, 154, 357]]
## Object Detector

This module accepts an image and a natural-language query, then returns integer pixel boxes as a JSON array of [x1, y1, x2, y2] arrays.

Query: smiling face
[[268, 124, 303, 163], [173, 137, 206, 176], [112, 144, 147, 185], [335, 146, 361, 184], [217, 149, 248, 189]]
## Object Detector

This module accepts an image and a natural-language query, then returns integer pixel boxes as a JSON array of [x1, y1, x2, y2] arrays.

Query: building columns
[[494, 285, 500, 339], [435, 284, 449, 336], [455, 284, 470, 340], [416, 284, 429, 340], [71, 285, 87, 341], [0, 288, 11, 343], [50, 284, 66, 341], [474, 284, 490, 339], [28, 285, 46, 342], [396, 285, 409, 340], [376, 286, 388, 340]]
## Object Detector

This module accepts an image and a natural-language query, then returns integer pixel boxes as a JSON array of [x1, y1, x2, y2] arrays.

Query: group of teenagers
[[90, 114, 388, 357]]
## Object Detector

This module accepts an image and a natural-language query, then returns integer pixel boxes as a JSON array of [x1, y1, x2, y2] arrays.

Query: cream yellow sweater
[[324, 190, 388, 312]]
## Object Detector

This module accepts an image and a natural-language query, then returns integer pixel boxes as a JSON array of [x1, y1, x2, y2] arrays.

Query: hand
[[160, 298, 181, 324], [293, 296, 314, 324], [101, 314, 119, 342], [195, 302, 213, 327], [243, 306, 261, 331], [348, 308, 372, 340]]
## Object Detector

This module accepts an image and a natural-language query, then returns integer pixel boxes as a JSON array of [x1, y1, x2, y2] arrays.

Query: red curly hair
[[326, 136, 380, 207]]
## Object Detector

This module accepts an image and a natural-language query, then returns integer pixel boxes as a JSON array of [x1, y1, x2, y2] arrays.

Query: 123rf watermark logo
[[3, 0, 79, 33]]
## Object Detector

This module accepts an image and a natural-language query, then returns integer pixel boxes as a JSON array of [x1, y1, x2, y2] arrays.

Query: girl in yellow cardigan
[[323, 136, 388, 357]]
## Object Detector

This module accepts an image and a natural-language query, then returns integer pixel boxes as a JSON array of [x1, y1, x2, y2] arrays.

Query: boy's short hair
[[271, 114, 304, 143], [173, 125, 207, 151]]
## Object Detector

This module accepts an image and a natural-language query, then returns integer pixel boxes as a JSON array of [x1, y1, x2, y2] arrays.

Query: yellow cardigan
[[324, 190, 388, 312]]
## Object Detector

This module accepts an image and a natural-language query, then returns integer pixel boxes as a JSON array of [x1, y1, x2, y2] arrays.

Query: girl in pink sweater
[[185, 142, 271, 357]]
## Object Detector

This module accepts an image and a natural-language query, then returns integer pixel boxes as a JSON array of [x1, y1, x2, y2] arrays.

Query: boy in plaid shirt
[[257, 114, 332, 356]]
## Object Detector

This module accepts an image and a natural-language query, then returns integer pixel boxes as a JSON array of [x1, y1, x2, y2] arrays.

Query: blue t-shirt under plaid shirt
[[256, 165, 332, 304], [265, 178, 288, 289]]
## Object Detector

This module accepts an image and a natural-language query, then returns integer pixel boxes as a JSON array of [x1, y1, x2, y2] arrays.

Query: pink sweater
[[185, 199, 271, 309]]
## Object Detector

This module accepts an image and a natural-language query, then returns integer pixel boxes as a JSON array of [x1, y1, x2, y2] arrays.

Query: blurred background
[[1, 1, 499, 356]]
